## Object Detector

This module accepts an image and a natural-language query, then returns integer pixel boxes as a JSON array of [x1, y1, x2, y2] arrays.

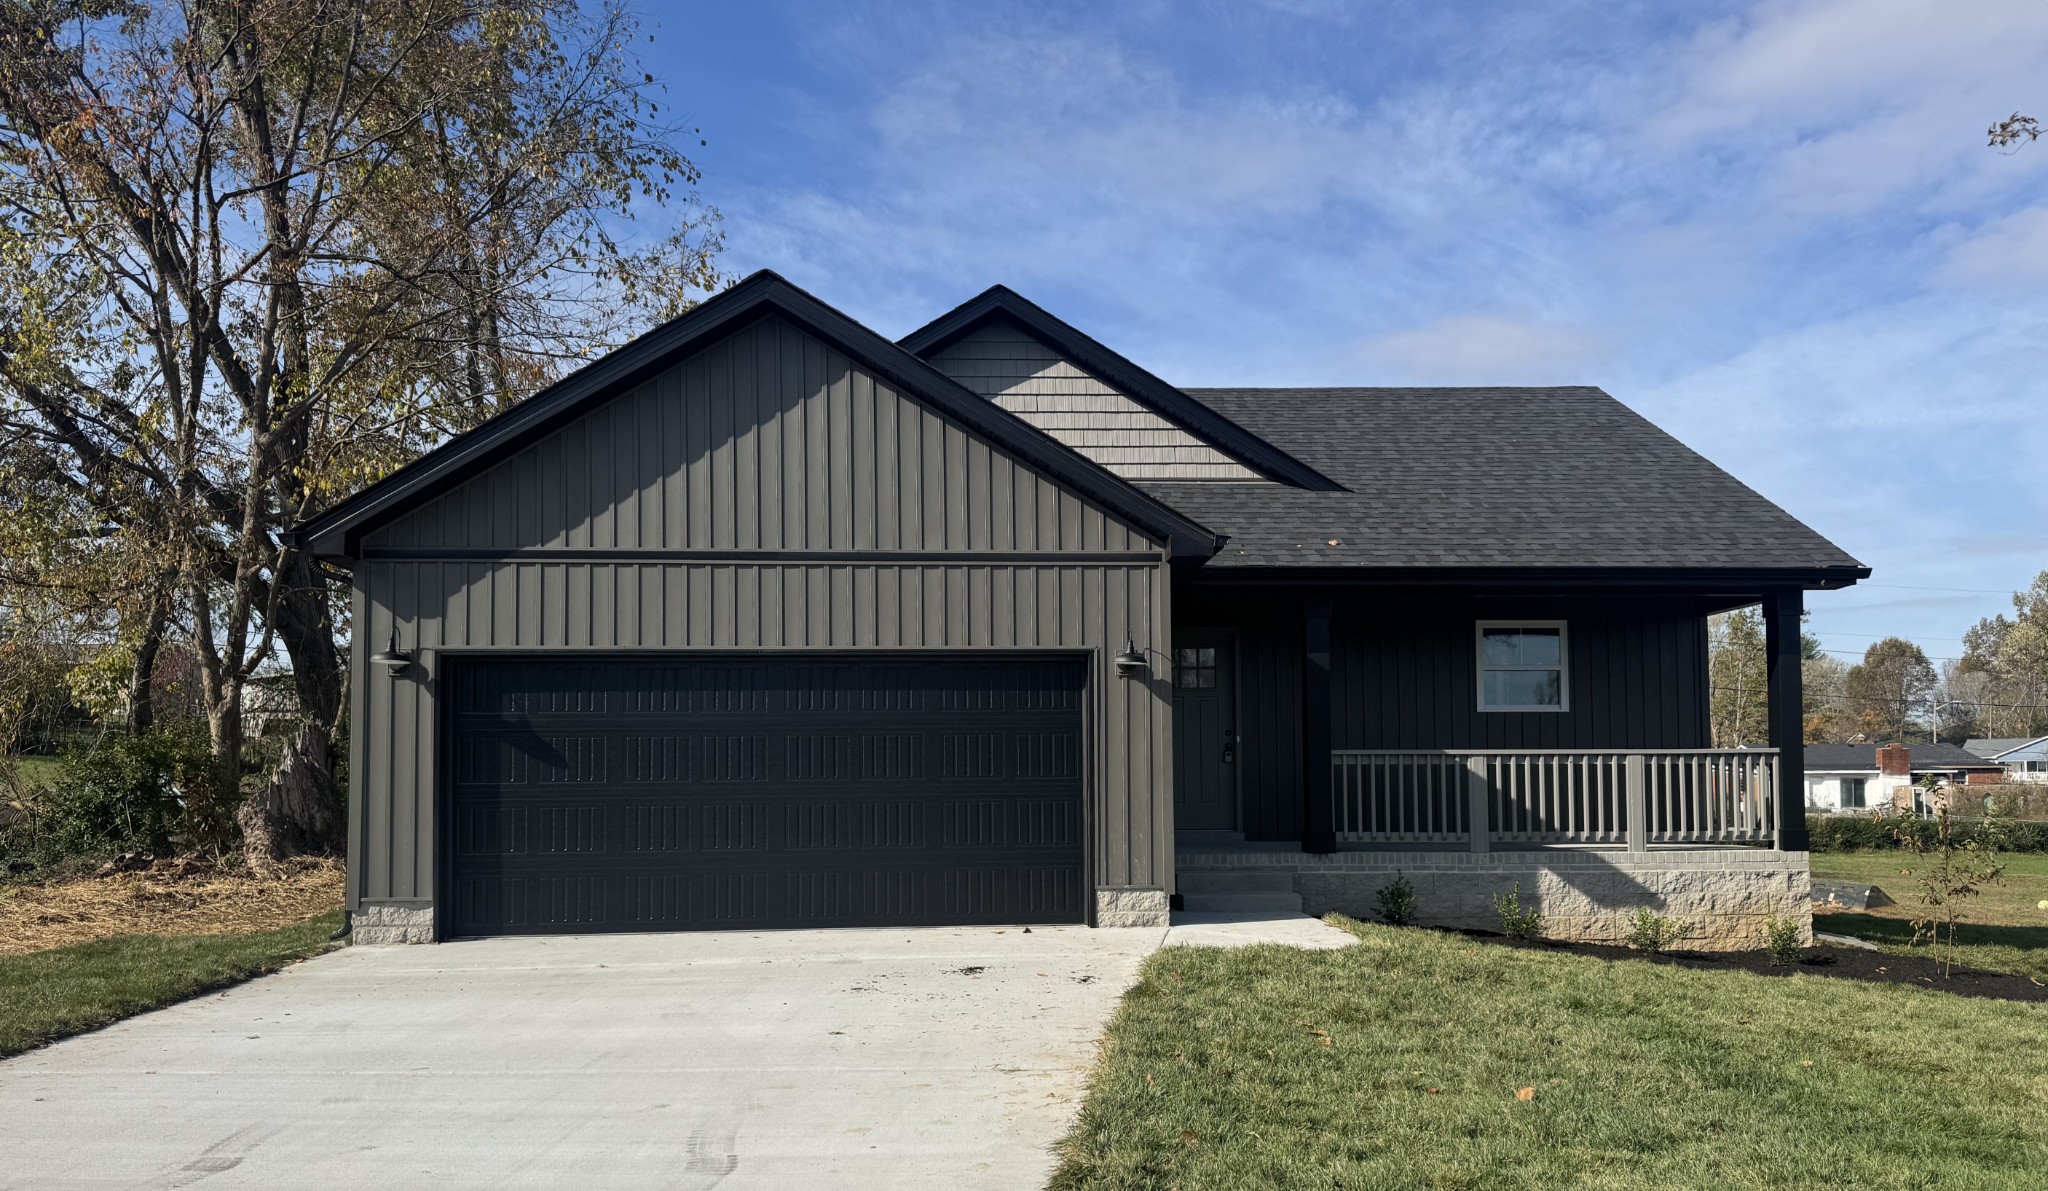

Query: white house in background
[[1803, 742, 2006, 813], [1963, 736, 2048, 784]]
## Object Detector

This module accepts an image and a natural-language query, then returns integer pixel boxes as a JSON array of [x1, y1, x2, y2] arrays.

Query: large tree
[[0, 0, 721, 860], [1957, 571, 2048, 739], [1843, 637, 1938, 743]]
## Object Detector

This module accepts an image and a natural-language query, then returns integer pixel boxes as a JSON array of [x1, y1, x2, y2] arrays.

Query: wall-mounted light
[[371, 627, 413, 677], [1113, 638, 1149, 680]]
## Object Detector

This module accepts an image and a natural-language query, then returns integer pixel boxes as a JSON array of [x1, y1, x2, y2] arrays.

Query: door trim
[[430, 647, 1097, 940]]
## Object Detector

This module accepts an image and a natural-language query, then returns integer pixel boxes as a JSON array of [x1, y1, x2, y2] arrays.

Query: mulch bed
[[1459, 931, 2048, 1003], [0, 856, 344, 957]]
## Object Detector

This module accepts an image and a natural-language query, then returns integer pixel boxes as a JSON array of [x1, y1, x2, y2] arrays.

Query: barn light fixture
[[1113, 638, 1149, 679], [372, 627, 413, 677]]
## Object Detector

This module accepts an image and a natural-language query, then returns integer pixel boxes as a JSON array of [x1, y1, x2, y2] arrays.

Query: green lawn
[[1050, 917, 2048, 1190], [1811, 852, 2048, 981], [0, 912, 342, 1058], [4, 754, 64, 789]]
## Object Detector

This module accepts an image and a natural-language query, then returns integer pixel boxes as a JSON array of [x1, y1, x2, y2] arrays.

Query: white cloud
[[1352, 314, 1609, 384]]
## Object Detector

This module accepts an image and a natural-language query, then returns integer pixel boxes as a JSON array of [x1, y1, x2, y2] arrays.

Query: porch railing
[[1331, 748, 1779, 850]]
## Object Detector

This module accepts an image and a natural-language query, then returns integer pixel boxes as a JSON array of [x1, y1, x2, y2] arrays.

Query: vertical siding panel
[[712, 566, 737, 647], [803, 337, 829, 549], [413, 564, 440, 900], [388, 565, 418, 898], [760, 568, 785, 648], [687, 351, 713, 550], [780, 321, 807, 548], [732, 326, 761, 551], [851, 370, 877, 550], [707, 337, 733, 549], [637, 383, 663, 549], [346, 581, 370, 907], [967, 438, 991, 550], [737, 567, 761, 647], [829, 350, 855, 550], [920, 410, 945, 549], [754, 324, 781, 550], [875, 385, 901, 550]]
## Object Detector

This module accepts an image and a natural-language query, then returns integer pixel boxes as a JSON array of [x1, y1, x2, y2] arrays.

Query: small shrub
[[1374, 876, 1416, 926], [1, 724, 220, 868], [1625, 907, 1692, 954], [1764, 915, 1804, 966], [1493, 883, 1543, 940], [1894, 805, 2007, 978]]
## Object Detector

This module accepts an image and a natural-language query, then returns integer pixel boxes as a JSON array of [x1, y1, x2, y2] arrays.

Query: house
[[1964, 736, 2048, 784], [1804, 742, 2005, 813], [294, 272, 1868, 949]]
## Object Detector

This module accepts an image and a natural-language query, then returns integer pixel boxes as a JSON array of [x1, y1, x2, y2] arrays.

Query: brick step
[[1179, 890, 1306, 913], [1177, 869, 1299, 893]]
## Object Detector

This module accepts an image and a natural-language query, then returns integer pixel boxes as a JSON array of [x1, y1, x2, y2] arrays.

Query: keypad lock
[[1222, 727, 1236, 765]]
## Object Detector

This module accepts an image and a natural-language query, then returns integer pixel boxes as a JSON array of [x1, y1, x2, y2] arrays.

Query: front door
[[1172, 631, 1238, 832]]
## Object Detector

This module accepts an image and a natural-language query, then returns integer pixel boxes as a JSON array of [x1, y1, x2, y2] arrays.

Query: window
[[1476, 622, 1568, 712], [1175, 647, 1218, 689], [1840, 778, 1866, 810]]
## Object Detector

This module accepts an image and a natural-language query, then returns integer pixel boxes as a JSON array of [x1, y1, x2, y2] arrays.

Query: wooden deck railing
[[1331, 749, 1779, 850]]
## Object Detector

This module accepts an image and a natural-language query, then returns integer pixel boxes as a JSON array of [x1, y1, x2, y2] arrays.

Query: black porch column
[[1763, 588, 1810, 851], [1302, 596, 1335, 854]]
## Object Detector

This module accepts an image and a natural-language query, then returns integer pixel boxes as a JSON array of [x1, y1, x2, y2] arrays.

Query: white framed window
[[1840, 778, 1866, 809], [1476, 621, 1568, 712]]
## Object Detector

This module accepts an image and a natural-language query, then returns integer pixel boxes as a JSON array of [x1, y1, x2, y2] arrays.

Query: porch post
[[1762, 588, 1810, 851], [1302, 596, 1336, 853]]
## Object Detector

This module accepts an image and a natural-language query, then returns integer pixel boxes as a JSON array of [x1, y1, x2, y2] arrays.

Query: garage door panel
[[445, 656, 1087, 935]]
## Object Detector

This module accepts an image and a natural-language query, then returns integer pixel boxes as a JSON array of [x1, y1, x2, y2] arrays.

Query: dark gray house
[[298, 272, 1866, 947]]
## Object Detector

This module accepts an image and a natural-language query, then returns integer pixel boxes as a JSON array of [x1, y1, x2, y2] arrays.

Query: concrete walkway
[[2, 914, 1353, 1190]]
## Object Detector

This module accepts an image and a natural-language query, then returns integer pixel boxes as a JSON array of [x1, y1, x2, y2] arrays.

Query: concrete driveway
[[2, 924, 1174, 1190]]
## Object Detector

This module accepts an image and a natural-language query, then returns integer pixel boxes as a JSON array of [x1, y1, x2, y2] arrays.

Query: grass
[[1049, 916, 2048, 1190], [5, 755, 63, 789], [0, 911, 342, 1058], [1811, 851, 2048, 981]]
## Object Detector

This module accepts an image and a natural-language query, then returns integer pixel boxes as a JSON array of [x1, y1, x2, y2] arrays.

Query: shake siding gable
[[927, 321, 1266, 482], [348, 314, 1175, 911]]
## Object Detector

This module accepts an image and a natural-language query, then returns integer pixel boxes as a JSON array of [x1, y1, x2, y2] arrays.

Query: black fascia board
[[1178, 563, 1871, 596], [897, 286, 1344, 493], [294, 271, 1222, 562]]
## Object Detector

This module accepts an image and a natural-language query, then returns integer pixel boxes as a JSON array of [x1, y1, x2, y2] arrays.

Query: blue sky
[[656, 0, 2048, 667]]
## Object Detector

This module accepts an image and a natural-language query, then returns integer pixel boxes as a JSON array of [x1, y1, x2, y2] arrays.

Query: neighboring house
[[295, 272, 1868, 949], [1804, 742, 2005, 813], [1963, 736, 2048, 784]]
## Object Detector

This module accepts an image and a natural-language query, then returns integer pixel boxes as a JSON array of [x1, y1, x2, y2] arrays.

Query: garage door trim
[[428, 647, 1099, 939]]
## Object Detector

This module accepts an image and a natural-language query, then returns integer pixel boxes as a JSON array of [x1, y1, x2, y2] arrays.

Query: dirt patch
[[1459, 930, 2048, 1004], [0, 857, 343, 957]]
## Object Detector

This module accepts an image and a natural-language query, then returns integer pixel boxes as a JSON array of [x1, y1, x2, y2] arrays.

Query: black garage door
[[443, 655, 1088, 936]]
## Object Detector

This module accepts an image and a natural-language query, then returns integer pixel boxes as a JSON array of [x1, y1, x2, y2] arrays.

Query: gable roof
[[1136, 387, 1869, 583], [1965, 736, 2048, 761], [899, 286, 1340, 492], [293, 272, 1220, 561], [1805, 743, 2006, 772]]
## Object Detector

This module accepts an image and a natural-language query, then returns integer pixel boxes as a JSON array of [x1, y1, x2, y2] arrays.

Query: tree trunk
[[125, 570, 174, 734], [239, 551, 345, 865]]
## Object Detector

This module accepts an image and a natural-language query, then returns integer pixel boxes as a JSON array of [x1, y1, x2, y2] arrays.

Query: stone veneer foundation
[[351, 900, 435, 945], [1096, 887, 1172, 928], [1180, 849, 1811, 950]]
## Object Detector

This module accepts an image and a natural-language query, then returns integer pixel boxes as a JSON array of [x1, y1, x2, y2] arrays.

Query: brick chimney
[[1876, 743, 1911, 777]]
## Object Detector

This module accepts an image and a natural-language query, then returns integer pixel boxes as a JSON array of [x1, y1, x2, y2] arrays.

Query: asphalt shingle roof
[[1135, 387, 1865, 572], [1804, 743, 2005, 772]]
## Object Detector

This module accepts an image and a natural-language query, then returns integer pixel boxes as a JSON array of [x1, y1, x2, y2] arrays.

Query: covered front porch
[[1164, 579, 1819, 948]]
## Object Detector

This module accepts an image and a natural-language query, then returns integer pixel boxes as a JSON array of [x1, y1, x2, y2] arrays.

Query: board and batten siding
[[1179, 589, 1710, 841], [349, 313, 1175, 912], [927, 321, 1265, 482]]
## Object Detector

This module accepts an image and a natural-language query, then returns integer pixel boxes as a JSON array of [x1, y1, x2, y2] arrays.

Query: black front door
[[1172, 631, 1238, 832], [443, 655, 1088, 936]]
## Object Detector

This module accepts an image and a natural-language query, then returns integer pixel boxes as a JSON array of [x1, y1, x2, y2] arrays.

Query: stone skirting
[[1096, 886, 1171, 928], [1179, 849, 1811, 951], [351, 900, 436, 945]]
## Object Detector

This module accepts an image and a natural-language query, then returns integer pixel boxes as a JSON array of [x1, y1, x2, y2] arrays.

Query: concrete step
[[1177, 869, 1298, 893], [1179, 890, 1305, 914]]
